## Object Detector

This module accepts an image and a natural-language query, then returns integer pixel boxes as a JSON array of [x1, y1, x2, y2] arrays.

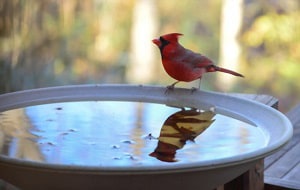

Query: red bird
[[152, 33, 244, 89]]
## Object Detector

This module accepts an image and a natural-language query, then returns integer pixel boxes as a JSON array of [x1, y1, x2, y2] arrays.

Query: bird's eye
[[159, 37, 169, 46], [156, 36, 170, 52]]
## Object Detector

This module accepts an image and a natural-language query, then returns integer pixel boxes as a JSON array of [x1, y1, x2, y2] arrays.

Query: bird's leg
[[198, 77, 202, 89], [165, 81, 180, 94], [167, 81, 179, 90], [191, 78, 202, 93]]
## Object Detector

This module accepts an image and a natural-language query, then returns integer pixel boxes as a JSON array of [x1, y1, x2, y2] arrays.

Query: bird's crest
[[161, 33, 183, 43]]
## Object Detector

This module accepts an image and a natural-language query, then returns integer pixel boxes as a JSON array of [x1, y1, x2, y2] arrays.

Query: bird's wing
[[178, 48, 214, 68]]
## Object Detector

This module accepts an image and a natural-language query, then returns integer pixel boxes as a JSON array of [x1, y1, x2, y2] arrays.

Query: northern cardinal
[[152, 33, 244, 89]]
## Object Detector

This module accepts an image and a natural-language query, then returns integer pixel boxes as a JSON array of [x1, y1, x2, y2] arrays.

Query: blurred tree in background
[[0, 0, 299, 111], [241, 0, 300, 111]]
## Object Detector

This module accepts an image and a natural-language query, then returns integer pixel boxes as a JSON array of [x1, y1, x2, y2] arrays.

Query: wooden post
[[223, 160, 264, 190]]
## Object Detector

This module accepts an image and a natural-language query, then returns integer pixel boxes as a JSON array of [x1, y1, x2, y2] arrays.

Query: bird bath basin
[[0, 85, 293, 190]]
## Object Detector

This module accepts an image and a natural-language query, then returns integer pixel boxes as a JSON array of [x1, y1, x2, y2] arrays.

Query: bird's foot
[[165, 81, 179, 94], [190, 87, 199, 94], [165, 85, 175, 94]]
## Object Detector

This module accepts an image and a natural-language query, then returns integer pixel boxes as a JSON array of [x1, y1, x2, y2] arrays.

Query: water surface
[[0, 101, 268, 167]]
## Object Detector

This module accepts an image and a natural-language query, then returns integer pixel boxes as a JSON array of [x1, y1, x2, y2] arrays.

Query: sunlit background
[[0, 0, 299, 112]]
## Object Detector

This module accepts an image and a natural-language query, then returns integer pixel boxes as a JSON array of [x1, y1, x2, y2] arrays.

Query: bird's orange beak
[[152, 38, 161, 46]]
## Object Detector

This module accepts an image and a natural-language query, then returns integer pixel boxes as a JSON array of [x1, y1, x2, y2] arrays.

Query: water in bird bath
[[0, 101, 268, 167]]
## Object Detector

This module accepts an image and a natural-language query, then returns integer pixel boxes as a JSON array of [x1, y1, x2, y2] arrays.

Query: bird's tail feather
[[210, 66, 244, 77], [217, 67, 244, 77]]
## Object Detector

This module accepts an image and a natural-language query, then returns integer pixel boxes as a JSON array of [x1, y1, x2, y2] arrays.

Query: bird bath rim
[[0, 84, 293, 173]]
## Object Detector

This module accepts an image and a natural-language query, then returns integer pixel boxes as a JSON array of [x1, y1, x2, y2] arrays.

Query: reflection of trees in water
[[0, 109, 44, 162]]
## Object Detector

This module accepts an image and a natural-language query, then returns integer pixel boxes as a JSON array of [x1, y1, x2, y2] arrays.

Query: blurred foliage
[[0, 0, 299, 111], [0, 0, 133, 91], [158, 1, 221, 57], [241, 0, 300, 110]]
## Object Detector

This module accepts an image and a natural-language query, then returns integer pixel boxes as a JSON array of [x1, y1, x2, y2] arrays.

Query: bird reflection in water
[[149, 108, 215, 162]]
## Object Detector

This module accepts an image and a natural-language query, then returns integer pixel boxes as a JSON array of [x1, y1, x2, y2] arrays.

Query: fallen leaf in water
[[150, 108, 215, 162]]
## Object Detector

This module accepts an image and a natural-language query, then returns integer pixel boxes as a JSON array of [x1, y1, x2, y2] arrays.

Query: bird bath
[[0, 85, 293, 190]]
